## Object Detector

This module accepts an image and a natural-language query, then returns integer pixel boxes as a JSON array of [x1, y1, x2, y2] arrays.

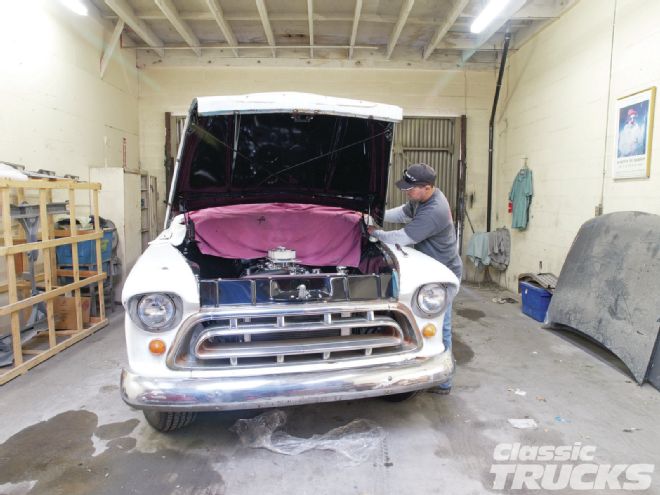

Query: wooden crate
[[0, 178, 109, 385]]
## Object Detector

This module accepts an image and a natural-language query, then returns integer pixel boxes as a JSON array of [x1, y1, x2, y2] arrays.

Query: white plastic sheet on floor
[[230, 410, 384, 463]]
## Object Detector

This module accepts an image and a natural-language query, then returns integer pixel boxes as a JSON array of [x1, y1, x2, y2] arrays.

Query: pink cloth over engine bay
[[188, 203, 363, 267]]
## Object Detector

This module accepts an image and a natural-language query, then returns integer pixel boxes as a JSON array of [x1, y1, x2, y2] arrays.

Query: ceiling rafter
[[132, 43, 379, 51], [255, 0, 276, 58], [101, 11, 561, 26], [385, 0, 414, 60], [460, 0, 526, 63], [206, 0, 239, 57], [348, 0, 362, 60], [129, 42, 513, 54], [307, 0, 314, 58], [422, 0, 469, 60], [100, 19, 124, 78], [155, 0, 201, 56], [96, 0, 570, 68], [104, 0, 164, 56]]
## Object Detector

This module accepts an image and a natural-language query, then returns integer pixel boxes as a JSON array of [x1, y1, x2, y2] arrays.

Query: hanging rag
[[489, 227, 510, 270], [509, 168, 533, 230], [466, 232, 490, 268]]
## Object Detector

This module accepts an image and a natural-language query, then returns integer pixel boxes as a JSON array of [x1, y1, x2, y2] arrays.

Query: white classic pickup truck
[[120, 92, 458, 431]]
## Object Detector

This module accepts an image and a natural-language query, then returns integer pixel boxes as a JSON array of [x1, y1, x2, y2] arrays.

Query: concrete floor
[[1, 283, 659, 495]]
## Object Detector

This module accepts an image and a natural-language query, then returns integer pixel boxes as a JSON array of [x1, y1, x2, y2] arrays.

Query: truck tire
[[143, 410, 198, 432]]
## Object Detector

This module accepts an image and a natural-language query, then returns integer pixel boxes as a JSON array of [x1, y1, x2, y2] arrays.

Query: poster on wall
[[613, 86, 655, 179]]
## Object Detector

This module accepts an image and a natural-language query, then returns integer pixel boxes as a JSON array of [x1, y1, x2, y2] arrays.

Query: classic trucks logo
[[490, 443, 654, 490]]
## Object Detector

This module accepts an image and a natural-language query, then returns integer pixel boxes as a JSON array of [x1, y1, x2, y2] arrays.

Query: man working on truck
[[367, 163, 462, 394]]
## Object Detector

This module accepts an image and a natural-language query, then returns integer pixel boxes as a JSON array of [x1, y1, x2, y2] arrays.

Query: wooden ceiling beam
[[385, 0, 414, 60], [348, 0, 362, 60], [155, 0, 202, 56], [422, 0, 469, 60], [101, 11, 560, 25], [100, 19, 124, 78], [255, 0, 276, 58], [105, 0, 164, 56], [206, 0, 239, 57], [132, 43, 379, 51], [307, 0, 314, 58]]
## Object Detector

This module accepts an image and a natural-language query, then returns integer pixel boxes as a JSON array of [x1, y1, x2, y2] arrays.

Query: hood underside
[[169, 93, 402, 225]]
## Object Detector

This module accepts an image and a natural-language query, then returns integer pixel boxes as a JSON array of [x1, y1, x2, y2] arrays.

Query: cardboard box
[[54, 296, 91, 330]]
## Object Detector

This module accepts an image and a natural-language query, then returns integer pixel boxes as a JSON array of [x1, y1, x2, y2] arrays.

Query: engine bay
[[177, 203, 394, 282], [172, 204, 396, 304], [180, 233, 391, 278]]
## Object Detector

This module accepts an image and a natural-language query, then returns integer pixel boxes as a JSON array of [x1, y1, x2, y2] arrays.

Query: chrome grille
[[169, 304, 420, 369]]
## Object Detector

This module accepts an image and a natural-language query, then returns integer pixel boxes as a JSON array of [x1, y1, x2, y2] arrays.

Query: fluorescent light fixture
[[470, 0, 511, 34], [59, 0, 88, 16]]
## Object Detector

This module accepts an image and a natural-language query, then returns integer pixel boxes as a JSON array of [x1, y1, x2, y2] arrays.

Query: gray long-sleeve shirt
[[371, 190, 462, 279]]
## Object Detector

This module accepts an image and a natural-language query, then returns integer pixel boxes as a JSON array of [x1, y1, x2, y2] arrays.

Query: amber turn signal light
[[422, 323, 437, 338], [149, 338, 167, 355]]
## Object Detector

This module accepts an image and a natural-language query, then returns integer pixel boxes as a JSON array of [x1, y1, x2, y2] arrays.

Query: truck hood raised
[[167, 92, 403, 226]]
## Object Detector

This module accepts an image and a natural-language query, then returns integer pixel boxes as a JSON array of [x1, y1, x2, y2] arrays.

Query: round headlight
[[415, 283, 448, 317], [137, 293, 176, 330]]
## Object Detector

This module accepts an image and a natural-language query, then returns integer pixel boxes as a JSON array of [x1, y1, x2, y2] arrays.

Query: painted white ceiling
[[92, 0, 578, 70]]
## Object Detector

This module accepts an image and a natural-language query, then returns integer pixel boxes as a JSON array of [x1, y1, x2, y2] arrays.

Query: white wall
[[492, 0, 660, 291], [0, 0, 139, 219], [602, 0, 660, 213], [137, 66, 496, 233], [0, 0, 140, 296]]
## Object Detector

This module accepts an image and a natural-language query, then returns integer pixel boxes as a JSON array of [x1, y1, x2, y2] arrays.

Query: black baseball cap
[[395, 163, 436, 190]]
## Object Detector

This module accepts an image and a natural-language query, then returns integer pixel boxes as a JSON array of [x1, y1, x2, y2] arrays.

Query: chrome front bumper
[[121, 351, 454, 412]]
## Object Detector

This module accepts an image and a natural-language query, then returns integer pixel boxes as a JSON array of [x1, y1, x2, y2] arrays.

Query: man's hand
[[367, 226, 377, 235]]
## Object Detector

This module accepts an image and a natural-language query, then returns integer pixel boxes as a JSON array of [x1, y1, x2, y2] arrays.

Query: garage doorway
[[386, 117, 461, 227]]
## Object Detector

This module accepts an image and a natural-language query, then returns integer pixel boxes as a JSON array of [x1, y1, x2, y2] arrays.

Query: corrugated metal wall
[[386, 117, 458, 228]]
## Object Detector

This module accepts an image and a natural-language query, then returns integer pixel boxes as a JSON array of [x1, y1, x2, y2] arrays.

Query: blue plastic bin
[[56, 229, 113, 265], [519, 281, 552, 322]]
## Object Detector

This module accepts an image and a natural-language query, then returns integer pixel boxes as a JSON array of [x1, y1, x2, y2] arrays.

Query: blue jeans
[[438, 301, 453, 390]]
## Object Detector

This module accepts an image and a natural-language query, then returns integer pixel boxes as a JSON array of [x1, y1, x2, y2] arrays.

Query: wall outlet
[[595, 204, 603, 216]]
